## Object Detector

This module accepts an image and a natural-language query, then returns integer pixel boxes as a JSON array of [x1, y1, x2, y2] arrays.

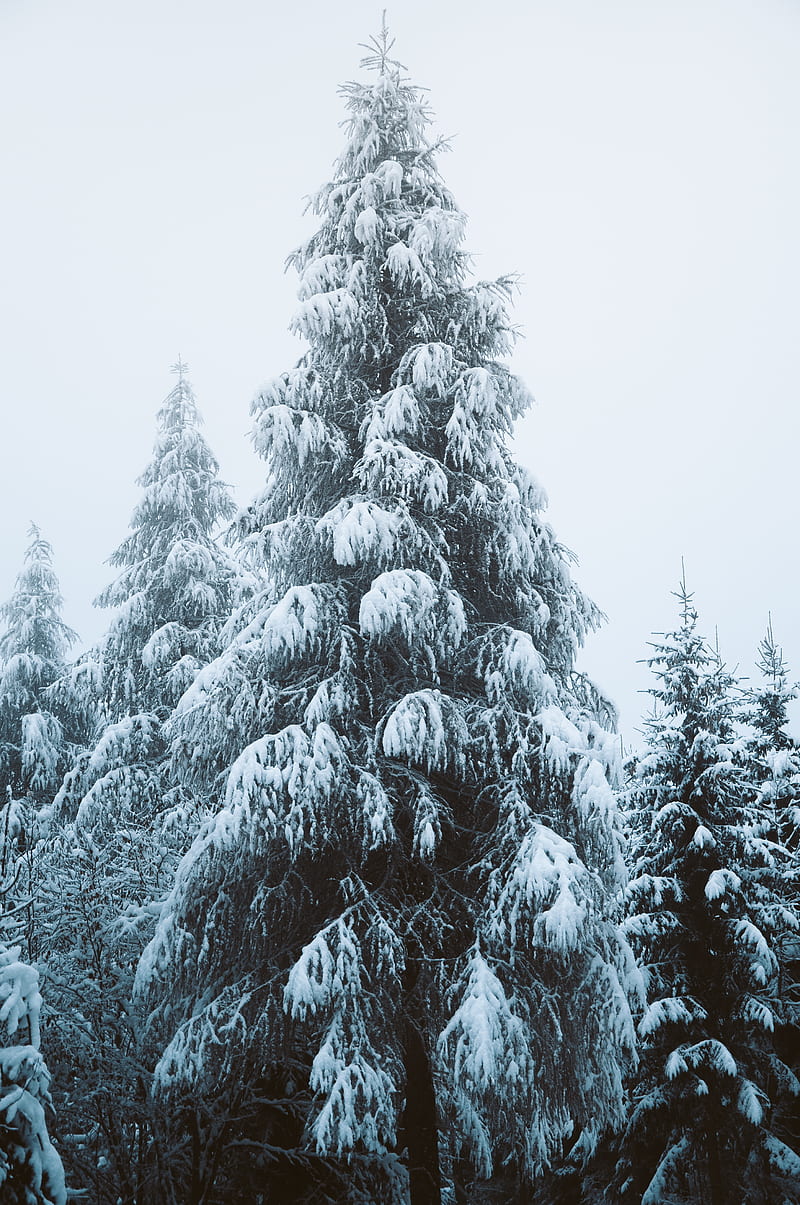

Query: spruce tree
[[745, 621, 800, 855], [743, 622, 800, 1164], [0, 525, 78, 804], [36, 364, 242, 1204], [137, 32, 637, 1204], [0, 942, 66, 1205], [94, 357, 240, 723], [617, 584, 800, 1204]]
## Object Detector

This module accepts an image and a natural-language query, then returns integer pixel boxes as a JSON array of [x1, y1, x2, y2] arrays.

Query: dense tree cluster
[[1, 29, 797, 1205]]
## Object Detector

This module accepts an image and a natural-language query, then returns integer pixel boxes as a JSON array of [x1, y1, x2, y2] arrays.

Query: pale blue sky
[[2, 0, 799, 738]]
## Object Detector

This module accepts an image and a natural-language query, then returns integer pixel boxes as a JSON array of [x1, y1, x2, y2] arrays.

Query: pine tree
[[137, 31, 637, 1204], [743, 622, 800, 1165], [745, 621, 800, 855], [0, 942, 66, 1205], [94, 357, 240, 723], [617, 584, 800, 1204], [0, 525, 78, 804], [35, 364, 242, 1204]]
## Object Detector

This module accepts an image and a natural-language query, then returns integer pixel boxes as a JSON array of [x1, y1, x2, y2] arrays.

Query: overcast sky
[[2, 0, 798, 741]]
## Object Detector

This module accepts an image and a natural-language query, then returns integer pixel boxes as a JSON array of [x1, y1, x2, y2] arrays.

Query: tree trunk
[[706, 1127, 725, 1205], [401, 1016, 442, 1205]]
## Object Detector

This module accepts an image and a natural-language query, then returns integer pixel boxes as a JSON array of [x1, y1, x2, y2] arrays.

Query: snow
[[665, 1038, 738, 1079], [284, 918, 396, 1156], [20, 710, 61, 792], [403, 342, 453, 395], [262, 584, 333, 663], [382, 689, 454, 772], [704, 867, 741, 900], [310, 1038, 396, 1156], [292, 287, 359, 342], [482, 628, 555, 705], [0, 949, 42, 1046], [763, 1134, 800, 1178], [409, 207, 465, 265], [692, 823, 716, 849], [253, 367, 325, 415], [357, 771, 395, 849], [0, 946, 65, 1205], [487, 822, 589, 954], [375, 157, 403, 198], [356, 438, 449, 512], [85, 713, 161, 778], [736, 1077, 765, 1125], [734, 918, 777, 983], [297, 252, 346, 299], [382, 384, 421, 435], [537, 705, 583, 775], [353, 205, 381, 245], [638, 996, 707, 1039], [218, 722, 347, 856], [571, 757, 623, 872], [386, 242, 432, 295], [739, 995, 775, 1031], [640, 1136, 691, 1205], [252, 402, 346, 468], [412, 782, 441, 859], [284, 923, 338, 1020], [438, 948, 529, 1093], [317, 499, 404, 566], [359, 569, 465, 650]]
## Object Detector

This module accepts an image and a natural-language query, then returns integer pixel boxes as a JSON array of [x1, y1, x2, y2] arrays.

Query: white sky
[[2, 0, 799, 741]]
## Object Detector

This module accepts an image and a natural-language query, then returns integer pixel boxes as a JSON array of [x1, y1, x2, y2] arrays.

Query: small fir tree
[[742, 622, 800, 1161], [35, 364, 242, 1204], [137, 32, 638, 1205], [94, 358, 240, 723], [0, 943, 66, 1205], [0, 525, 78, 803], [745, 620, 800, 854], [617, 583, 800, 1205]]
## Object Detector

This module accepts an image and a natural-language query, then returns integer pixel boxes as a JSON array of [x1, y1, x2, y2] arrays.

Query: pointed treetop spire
[[170, 356, 189, 383], [673, 558, 697, 633], [358, 11, 404, 75], [757, 611, 790, 688]]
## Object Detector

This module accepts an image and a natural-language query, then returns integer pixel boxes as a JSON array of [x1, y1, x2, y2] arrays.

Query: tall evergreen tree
[[94, 357, 240, 723], [745, 621, 800, 855], [137, 32, 638, 1204], [617, 584, 800, 1204], [36, 364, 243, 1204], [0, 525, 78, 803], [742, 622, 800, 1162]]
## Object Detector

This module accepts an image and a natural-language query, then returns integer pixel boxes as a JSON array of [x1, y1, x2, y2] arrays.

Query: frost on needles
[[28, 366, 244, 1196], [136, 31, 639, 1204], [616, 585, 800, 1205]]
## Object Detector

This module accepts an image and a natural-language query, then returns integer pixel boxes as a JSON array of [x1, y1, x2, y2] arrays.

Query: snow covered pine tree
[[0, 943, 66, 1205], [0, 525, 78, 807], [743, 622, 800, 1165], [0, 532, 68, 1204], [618, 584, 800, 1205], [137, 31, 638, 1205], [745, 620, 800, 860], [36, 363, 242, 1203], [93, 357, 240, 725]]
